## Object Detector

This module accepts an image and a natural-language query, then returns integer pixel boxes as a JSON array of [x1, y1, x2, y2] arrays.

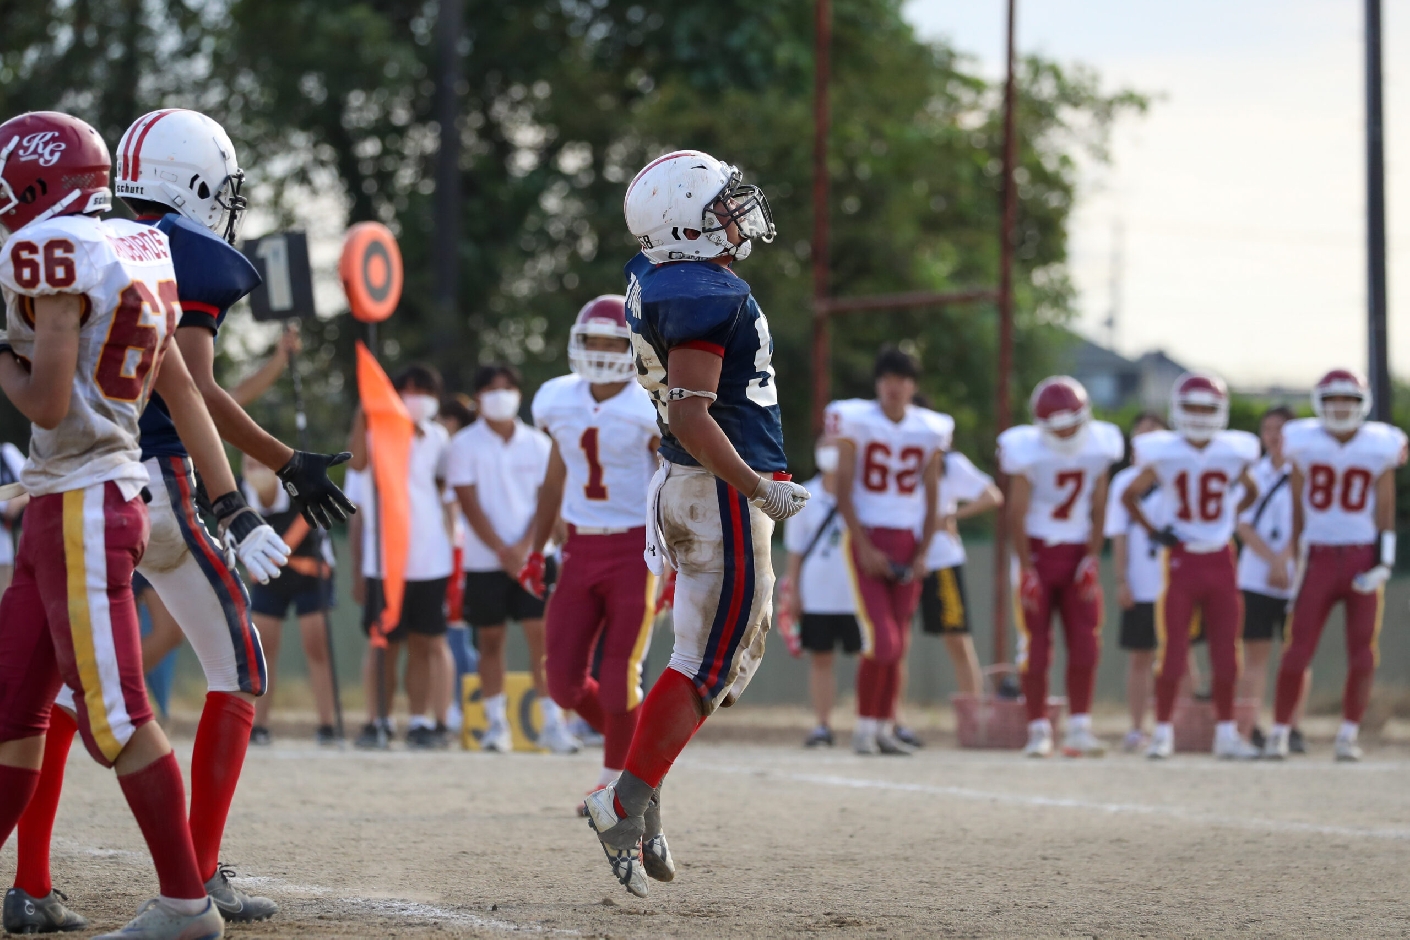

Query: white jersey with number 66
[[0, 214, 177, 499]]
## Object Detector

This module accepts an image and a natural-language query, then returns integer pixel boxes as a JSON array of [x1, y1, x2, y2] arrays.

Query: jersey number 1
[[580, 427, 609, 501]]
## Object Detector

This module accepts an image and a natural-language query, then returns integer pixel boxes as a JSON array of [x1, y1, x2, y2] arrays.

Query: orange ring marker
[[341, 222, 404, 323]]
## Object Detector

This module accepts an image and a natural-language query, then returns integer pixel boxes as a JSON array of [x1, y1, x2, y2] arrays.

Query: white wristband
[[1379, 531, 1396, 567], [667, 388, 717, 402]]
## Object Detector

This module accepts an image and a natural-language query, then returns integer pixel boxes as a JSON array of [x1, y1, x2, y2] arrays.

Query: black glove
[[276, 451, 356, 529], [1151, 525, 1180, 548]]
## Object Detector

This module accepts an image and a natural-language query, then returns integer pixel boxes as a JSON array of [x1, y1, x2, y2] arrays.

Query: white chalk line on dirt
[[695, 763, 1410, 842], [47, 840, 578, 935]]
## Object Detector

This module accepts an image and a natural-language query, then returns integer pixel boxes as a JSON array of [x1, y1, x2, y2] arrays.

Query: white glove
[[1351, 565, 1391, 594], [212, 491, 290, 585], [749, 477, 810, 521]]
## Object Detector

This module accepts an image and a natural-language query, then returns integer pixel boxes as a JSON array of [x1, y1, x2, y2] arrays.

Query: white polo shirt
[[343, 419, 454, 581], [1104, 464, 1168, 604], [782, 475, 854, 616], [1236, 456, 1295, 598], [925, 451, 993, 571], [445, 418, 553, 572]]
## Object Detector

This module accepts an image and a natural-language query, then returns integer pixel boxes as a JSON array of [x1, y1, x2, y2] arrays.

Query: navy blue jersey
[[137, 214, 261, 460], [624, 252, 786, 471]]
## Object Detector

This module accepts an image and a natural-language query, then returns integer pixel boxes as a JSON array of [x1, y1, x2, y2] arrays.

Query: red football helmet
[[1031, 376, 1091, 451], [1170, 372, 1229, 442], [0, 112, 111, 233], [1311, 368, 1371, 433], [568, 294, 635, 383]]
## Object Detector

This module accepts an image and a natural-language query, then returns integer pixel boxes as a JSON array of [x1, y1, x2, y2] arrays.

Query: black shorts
[[461, 569, 546, 628], [920, 565, 970, 635], [1242, 590, 1289, 642], [362, 576, 449, 640], [800, 613, 861, 654], [1121, 601, 1208, 651], [250, 570, 334, 618]]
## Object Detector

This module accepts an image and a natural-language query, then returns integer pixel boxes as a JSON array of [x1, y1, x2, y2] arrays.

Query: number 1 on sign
[[256, 235, 293, 312]]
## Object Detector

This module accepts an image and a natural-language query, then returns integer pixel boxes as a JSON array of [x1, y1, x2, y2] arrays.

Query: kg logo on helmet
[[15, 131, 66, 167]]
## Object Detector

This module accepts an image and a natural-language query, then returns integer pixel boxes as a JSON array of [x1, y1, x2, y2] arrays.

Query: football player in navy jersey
[[582, 150, 809, 897], [8, 109, 354, 930]]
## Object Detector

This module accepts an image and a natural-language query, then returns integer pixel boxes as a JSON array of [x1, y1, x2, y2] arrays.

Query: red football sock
[[570, 678, 606, 734], [0, 765, 41, 852], [1066, 663, 1095, 717], [880, 662, 902, 721], [118, 752, 204, 900], [622, 668, 703, 790], [603, 707, 639, 771], [14, 708, 78, 896], [187, 692, 254, 882], [1211, 676, 1237, 723]]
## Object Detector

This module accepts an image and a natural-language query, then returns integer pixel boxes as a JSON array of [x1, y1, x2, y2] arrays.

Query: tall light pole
[[811, 0, 832, 435], [992, 0, 1019, 666], [1365, 0, 1390, 419], [433, 0, 463, 327]]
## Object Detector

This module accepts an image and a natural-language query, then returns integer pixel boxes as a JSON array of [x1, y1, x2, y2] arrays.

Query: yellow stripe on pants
[[626, 572, 657, 710], [63, 489, 121, 761], [841, 529, 876, 657]]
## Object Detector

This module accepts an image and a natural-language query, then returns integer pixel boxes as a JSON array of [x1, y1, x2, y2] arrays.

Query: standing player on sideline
[[583, 150, 807, 897], [1002, 376, 1123, 758], [0, 110, 288, 939], [917, 448, 1002, 699], [1266, 370, 1407, 761], [829, 348, 949, 756], [8, 108, 353, 931], [520, 294, 661, 808], [1122, 373, 1261, 760]]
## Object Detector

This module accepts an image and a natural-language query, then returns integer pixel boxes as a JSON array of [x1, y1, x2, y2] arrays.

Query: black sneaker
[[354, 722, 389, 750], [803, 727, 834, 748], [2, 887, 88, 933], [1289, 727, 1307, 754], [205, 863, 278, 923], [249, 725, 272, 746], [315, 724, 341, 746], [893, 726, 924, 749], [405, 726, 437, 750], [433, 722, 452, 748], [1249, 726, 1266, 750]]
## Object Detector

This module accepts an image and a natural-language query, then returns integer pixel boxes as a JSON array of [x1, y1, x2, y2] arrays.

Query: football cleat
[[1261, 727, 1290, 761], [875, 729, 915, 756], [641, 791, 675, 883], [1023, 723, 1053, 758], [1214, 731, 1260, 761], [1061, 727, 1106, 758], [538, 720, 582, 755], [480, 720, 512, 754], [892, 726, 924, 749], [91, 897, 224, 939], [1288, 727, 1307, 754], [583, 786, 648, 898], [851, 728, 879, 755], [204, 864, 277, 923], [1146, 728, 1174, 760], [1334, 737, 1363, 763], [3, 887, 89, 933], [576, 784, 608, 818]]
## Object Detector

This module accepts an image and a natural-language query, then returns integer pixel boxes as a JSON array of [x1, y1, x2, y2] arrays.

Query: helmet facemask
[[569, 327, 636, 384], [213, 168, 247, 246], [700, 166, 775, 261], [1314, 393, 1368, 434]]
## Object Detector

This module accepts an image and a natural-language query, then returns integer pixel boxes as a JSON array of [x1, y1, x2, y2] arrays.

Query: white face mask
[[814, 444, 839, 474], [479, 388, 522, 422], [402, 393, 439, 424]]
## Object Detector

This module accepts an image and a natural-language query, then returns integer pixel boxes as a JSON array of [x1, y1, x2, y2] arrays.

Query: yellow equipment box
[[459, 672, 553, 752]]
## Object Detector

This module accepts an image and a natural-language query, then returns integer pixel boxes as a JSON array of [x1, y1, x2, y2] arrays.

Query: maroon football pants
[[1015, 539, 1101, 722], [1156, 544, 1241, 723], [849, 527, 921, 721]]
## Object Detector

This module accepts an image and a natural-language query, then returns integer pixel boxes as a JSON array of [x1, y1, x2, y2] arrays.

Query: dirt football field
[[5, 724, 1410, 939]]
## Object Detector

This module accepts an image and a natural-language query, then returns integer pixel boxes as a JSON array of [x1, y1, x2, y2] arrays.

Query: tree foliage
[[0, 0, 1146, 473]]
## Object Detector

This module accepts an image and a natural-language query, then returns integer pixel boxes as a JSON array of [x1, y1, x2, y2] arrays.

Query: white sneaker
[[875, 729, 915, 756], [1146, 729, 1174, 760], [1334, 736, 1363, 762], [1261, 727, 1289, 761], [445, 702, 463, 733], [93, 897, 224, 939], [539, 719, 582, 755], [480, 720, 512, 753], [1121, 729, 1147, 753], [852, 728, 879, 755], [582, 786, 648, 898], [1023, 723, 1053, 758], [1061, 727, 1106, 758], [1214, 734, 1260, 761]]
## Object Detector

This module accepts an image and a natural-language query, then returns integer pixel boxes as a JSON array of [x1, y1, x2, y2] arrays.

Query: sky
[[904, 0, 1409, 388]]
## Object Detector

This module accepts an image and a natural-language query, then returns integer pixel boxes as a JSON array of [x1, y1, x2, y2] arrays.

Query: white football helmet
[[569, 295, 635, 384], [115, 109, 246, 244], [624, 149, 774, 263]]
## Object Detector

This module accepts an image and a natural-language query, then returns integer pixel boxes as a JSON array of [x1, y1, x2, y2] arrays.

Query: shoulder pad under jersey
[[629, 254, 750, 346], [1087, 420, 1126, 462], [825, 398, 872, 441], [1217, 429, 1260, 463], [1280, 417, 1322, 457], [0, 215, 112, 297], [617, 379, 660, 429], [997, 424, 1042, 474], [531, 373, 581, 429], [1132, 429, 1182, 466], [918, 408, 956, 451], [1359, 421, 1409, 467], [156, 214, 260, 327]]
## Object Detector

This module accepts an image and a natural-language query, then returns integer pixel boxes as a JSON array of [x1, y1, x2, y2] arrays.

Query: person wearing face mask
[[1001, 376, 1124, 759], [348, 364, 456, 750], [242, 454, 339, 745], [781, 439, 859, 748], [446, 364, 558, 754]]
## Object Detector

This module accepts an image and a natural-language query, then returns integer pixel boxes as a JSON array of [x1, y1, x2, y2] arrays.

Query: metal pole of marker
[[287, 339, 345, 743]]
